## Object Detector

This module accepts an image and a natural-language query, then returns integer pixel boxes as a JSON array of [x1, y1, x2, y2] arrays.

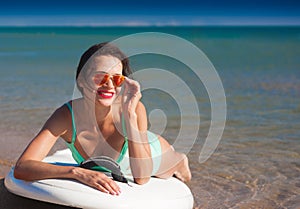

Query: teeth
[[99, 92, 113, 96], [102, 92, 112, 96]]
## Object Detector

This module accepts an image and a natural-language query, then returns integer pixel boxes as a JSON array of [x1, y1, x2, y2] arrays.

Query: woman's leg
[[154, 135, 192, 182]]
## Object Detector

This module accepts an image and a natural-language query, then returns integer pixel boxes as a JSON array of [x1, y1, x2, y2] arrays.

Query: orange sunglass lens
[[112, 75, 125, 87], [94, 74, 109, 86], [93, 74, 124, 87]]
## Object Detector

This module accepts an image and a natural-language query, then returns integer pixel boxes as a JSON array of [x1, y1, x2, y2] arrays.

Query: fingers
[[124, 77, 141, 96], [95, 177, 121, 195], [76, 168, 121, 195], [122, 78, 142, 113]]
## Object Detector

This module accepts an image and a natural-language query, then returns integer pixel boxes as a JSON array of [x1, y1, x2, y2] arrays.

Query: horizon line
[[0, 23, 299, 27], [1, 24, 300, 27], [0, 15, 299, 27]]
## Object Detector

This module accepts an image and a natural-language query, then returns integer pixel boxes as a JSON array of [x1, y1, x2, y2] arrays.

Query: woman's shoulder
[[55, 98, 85, 120], [60, 98, 84, 111], [54, 100, 74, 117], [47, 99, 87, 141], [43, 101, 75, 131]]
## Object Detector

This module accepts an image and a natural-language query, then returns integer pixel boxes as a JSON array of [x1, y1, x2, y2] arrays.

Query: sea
[[0, 26, 299, 208]]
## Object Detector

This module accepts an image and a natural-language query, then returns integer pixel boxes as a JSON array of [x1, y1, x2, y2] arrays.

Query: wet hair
[[76, 42, 132, 92]]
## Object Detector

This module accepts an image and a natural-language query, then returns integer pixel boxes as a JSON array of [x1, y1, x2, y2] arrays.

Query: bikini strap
[[65, 102, 77, 144]]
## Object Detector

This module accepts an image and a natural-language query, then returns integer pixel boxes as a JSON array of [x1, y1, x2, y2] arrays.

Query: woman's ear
[[76, 72, 86, 94], [76, 76, 82, 86], [77, 75, 84, 88]]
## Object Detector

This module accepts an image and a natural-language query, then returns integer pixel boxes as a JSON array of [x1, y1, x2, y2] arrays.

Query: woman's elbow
[[132, 168, 151, 184], [131, 160, 153, 184], [134, 177, 150, 185], [13, 161, 31, 180], [13, 163, 25, 180]]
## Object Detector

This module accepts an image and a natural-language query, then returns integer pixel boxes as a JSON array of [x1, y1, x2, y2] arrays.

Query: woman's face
[[81, 55, 124, 106]]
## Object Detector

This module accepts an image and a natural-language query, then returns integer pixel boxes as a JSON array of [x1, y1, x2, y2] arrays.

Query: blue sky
[[0, 0, 299, 26]]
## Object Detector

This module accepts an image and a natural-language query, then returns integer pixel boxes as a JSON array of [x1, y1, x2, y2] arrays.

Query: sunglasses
[[93, 73, 125, 87]]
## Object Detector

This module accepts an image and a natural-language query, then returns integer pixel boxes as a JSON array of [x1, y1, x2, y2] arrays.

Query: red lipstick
[[97, 90, 114, 99]]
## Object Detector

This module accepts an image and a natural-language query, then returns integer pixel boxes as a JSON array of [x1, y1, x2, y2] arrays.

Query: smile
[[97, 90, 114, 99]]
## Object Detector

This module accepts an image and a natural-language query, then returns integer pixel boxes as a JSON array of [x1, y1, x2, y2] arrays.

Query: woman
[[14, 42, 191, 196]]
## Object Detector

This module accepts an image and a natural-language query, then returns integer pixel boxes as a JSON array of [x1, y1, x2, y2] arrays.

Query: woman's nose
[[103, 77, 114, 88]]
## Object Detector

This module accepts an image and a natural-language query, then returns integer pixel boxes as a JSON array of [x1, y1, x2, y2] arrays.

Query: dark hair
[[76, 42, 132, 92]]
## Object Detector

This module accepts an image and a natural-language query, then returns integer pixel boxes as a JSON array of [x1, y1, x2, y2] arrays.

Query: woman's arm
[[14, 105, 70, 180], [122, 78, 153, 184], [14, 105, 121, 195]]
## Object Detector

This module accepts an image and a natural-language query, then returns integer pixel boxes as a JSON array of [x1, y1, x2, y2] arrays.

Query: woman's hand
[[71, 167, 121, 195], [122, 77, 142, 117]]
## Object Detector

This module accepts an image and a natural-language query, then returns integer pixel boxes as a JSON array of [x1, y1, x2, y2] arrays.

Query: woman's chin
[[95, 96, 116, 107]]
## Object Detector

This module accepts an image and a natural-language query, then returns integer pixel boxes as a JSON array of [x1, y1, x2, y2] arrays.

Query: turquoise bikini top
[[65, 102, 128, 172]]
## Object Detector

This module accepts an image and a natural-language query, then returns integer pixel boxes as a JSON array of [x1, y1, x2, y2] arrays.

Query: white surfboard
[[5, 149, 194, 209]]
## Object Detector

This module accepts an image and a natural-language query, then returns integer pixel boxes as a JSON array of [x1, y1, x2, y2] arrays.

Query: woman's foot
[[174, 154, 192, 182]]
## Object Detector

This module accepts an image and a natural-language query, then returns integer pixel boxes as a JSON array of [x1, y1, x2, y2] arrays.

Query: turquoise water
[[0, 26, 300, 208]]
